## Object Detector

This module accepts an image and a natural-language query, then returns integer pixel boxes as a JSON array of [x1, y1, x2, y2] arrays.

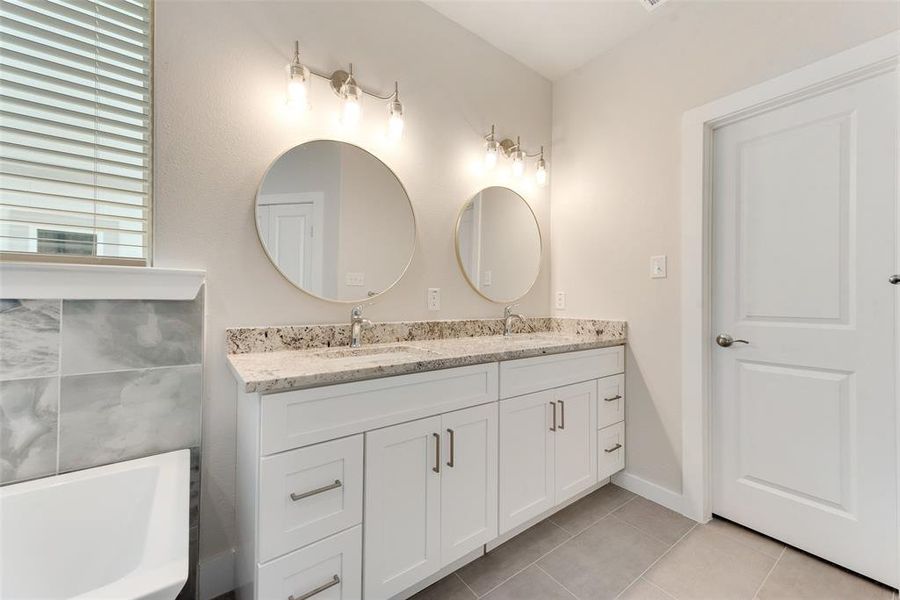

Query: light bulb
[[388, 98, 404, 140], [286, 69, 309, 111], [484, 139, 500, 169], [341, 79, 362, 127], [511, 149, 525, 177], [535, 157, 547, 186]]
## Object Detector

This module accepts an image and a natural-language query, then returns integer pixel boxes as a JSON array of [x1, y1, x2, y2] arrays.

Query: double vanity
[[228, 318, 626, 600]]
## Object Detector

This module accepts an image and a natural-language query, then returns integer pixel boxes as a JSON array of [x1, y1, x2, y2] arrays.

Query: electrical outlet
[[650, 255, 667, 279], [345, 272, 365, 286], [555, 291, 566, 310], [427, 288, 440, 311]]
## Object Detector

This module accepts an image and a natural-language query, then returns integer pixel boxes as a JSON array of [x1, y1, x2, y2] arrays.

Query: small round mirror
[[256, 140, 416, 302], [455, 186, 541, 303]]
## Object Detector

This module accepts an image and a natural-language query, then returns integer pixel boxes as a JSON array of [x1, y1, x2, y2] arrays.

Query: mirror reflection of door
[[257, 192, 323, 291], [457, 197, 481, 286]]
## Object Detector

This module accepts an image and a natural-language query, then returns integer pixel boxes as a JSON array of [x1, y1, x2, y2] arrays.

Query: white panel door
[[553, 381, 598, 503], [440, 403, 498, 566], [499, 389, 555, 534], [364, 416, 442, 599], [712, 70, 898, 585]]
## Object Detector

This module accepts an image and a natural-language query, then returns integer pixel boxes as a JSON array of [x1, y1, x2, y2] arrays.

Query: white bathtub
[[0, 449, 190, 600]]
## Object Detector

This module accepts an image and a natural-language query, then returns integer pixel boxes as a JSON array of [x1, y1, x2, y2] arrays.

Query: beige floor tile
[[481, 566, 575, 600], [456, 519, 571, 595], [613, 496, 696, 545], [539, 515, 669, 599], [704, 517, 785, 559], [618, 578, 677, 600], [550, 484, 636, 534], [757, 548, 894, 600], [409, 574, 476, 600], [645, 525, 775, 600]]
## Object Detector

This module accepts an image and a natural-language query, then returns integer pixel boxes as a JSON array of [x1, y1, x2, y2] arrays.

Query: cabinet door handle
[[604, 443, 623, 453], [550, 401, 557, 431], [433, 432, 441, 473], [290, 480, 342, 502], [559, 400, 565, 430], [447, 428, 455, 467], [288, 574, 340, 600], [604, 394, 622, 402]]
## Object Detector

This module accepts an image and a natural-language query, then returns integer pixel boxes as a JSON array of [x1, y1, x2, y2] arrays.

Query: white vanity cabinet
[[235, 345, 625, 600]]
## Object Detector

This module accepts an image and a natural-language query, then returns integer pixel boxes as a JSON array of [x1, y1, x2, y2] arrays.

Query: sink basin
[[312, 345, 434, 360], [0, 450, 189, 600]]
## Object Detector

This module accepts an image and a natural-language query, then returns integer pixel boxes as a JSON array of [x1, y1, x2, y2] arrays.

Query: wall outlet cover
[[427, 287, 440, 311], [555, 291, 566, 310], [345, 272, 365, 286], [650, 255, 667, 279]]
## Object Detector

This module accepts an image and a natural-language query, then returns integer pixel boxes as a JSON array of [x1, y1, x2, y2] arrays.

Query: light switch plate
[[345, 272, 365, 286], [650, 255, 667, 279], [555, 291, 566, 310], [481, 270, 493, 286], [427, 288, 440, 311]]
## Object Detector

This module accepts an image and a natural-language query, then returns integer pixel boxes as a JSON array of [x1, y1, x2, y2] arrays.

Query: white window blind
[[0, 0, 152, 263]]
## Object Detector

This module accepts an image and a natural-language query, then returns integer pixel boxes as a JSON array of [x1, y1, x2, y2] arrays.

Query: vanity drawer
[[260, 363, 498, 454], [597, 374, 625, 429], [598, 422, 625, 480], [499, 346, 624, 399], [259, 435, 363, 562], [257, 525, 362, 600]]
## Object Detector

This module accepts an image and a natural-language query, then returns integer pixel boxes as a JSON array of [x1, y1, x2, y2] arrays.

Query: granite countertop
[[227, 326, 626, 394]]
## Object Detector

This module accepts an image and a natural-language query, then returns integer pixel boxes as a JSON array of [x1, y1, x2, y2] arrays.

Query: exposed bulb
[[511, 149, 526, 177], [286, 69, 309, 111], [388, 96, 404, 140], [484, 139, 500, 169], [340, 71, 362, 127], [535, 157, 547, 186]]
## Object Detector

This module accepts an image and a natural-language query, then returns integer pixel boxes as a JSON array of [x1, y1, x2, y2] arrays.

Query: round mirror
[[256, 140, 416, 302], [455, 186, 541, 303]]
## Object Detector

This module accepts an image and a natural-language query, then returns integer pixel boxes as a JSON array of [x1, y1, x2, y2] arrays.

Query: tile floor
[[411, 485, 897, 600]]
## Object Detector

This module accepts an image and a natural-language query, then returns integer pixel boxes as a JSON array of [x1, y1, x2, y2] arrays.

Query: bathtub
[[1, 449, 189, 600]]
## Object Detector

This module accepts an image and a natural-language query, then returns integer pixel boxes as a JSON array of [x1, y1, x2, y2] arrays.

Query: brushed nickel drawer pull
[[604, 443, 623, 453], [559, 400, 565, 430], [447, 428, 455, 468], [604, 394, 622, 402], [433, 432, 441, 473], [290, 480, 342, 502], [288, 574, 340, 600], [550, 401, 557, 431]]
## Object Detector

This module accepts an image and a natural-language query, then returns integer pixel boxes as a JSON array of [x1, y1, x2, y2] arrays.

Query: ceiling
[[424, 0, 674, 81]]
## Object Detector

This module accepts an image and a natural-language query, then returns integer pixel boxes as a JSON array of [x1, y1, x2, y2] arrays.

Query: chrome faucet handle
[[504, 304, 521, 318], [351, 305, 364, 320]]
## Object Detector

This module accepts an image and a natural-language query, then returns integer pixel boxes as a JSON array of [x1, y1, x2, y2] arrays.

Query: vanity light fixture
[[482, 125, 548, 184], [284, 41, 405, 138]]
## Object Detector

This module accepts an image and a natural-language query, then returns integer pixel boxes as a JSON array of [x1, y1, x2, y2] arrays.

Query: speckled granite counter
[[227, 318, 626, 394]]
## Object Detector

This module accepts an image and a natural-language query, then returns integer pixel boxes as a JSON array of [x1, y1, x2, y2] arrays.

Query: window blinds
[[0, 0, 152, 263]]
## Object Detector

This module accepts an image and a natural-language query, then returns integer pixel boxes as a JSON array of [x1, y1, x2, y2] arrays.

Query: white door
[[364, 416, 442, 599], [258, 202, 315, 287], [440, 403, 498, 565], [712, 70, 898, 585], [499, 389, 555, 534], [553, 381, 598, 503]]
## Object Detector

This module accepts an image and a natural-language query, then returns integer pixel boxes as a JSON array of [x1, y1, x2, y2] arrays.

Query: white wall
[[551, 1, 899, 496], [153, 0, 551, 566]]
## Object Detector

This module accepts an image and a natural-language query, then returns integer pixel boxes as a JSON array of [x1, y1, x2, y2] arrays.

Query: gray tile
[[457, 519, 571, 595], [539, 515, 669, 600], [59, 365, 201, 471], [409, 574, 476, 600], [613, 496, 695, 545], [549, 483, 636, 534], [645, 525, 775, 600], [704, 517, 784, 559], [0, 376, 58, 483], [61, 297, 202, 375], [482, 566, 574, 600], [0, 299, 60, 380], [618, 578, 676, 600], [757, 548, 893, 600]]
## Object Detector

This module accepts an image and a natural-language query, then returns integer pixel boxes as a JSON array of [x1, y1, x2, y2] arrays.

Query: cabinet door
[[364, 416, 442, 600], [554, 381, 598, 504], [440, 403, 498, 566], [499, 389, 555, 534]]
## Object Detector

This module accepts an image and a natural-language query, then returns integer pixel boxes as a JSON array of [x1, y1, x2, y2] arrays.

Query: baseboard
[[612, 471, 688, 518], [199, 549, 235, 600]]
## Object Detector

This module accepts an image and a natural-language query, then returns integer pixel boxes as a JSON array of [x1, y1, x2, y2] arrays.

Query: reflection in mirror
[[456, 186, 541, 303], [256, 140, 416, 302]]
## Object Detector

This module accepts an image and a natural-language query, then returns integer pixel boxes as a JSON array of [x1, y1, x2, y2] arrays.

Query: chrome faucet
[[503, 304, 525, 336], [349, 305, 373, 348]]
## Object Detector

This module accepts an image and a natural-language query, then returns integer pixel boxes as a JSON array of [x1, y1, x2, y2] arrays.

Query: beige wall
[[550, 1, 899, 495], [154, 0, 552, 562]]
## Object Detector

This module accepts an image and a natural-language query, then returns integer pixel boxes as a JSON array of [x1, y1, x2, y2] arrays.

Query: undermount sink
[[312, 345, 435, 360]]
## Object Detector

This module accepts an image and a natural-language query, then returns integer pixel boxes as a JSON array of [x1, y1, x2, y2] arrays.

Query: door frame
[[679, 31, 900, 527]]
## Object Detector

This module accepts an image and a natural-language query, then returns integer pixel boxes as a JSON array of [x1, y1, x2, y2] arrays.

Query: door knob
[[716, 333, 749, 348], [890, 275, 900, 285]]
